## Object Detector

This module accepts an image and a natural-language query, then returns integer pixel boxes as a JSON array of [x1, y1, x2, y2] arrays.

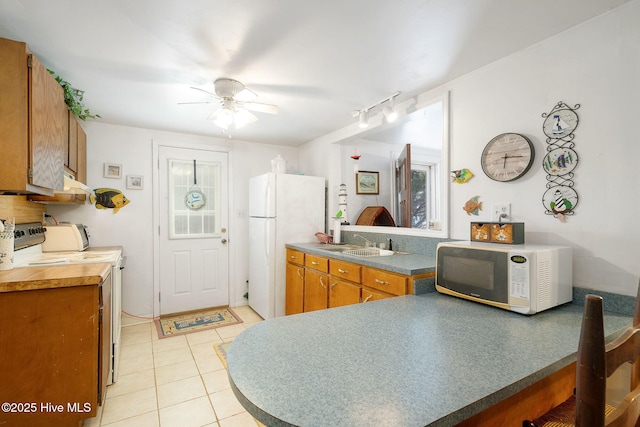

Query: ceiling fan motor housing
[[214, 78, 246, 98]]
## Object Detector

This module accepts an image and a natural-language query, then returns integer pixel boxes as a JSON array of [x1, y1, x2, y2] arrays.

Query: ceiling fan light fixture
[[209, 108, 234, 129], [233, 108, 258, 129]]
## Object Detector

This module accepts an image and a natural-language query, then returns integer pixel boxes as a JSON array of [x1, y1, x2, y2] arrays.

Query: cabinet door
[[304, 269, 328, 312], [67, 111, 77, 171], [76, 122, 87, 183], [286, 262, 305, 315], [329, 279, 361, 308], [361, 287, 394, 303], [98, 274, 112, 405], [29, 54, 66, 190], [0, 38, 29, 192]]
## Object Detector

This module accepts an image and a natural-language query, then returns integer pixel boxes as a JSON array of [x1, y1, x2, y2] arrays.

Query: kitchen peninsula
[[227, 293, 633, 427]]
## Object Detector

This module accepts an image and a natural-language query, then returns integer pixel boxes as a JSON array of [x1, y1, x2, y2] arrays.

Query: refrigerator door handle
[[264, 222, 270, 259]]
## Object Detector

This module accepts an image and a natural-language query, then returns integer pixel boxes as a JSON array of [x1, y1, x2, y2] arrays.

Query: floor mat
[[214, 341, 231, 368], [155, 307, 242, 338]]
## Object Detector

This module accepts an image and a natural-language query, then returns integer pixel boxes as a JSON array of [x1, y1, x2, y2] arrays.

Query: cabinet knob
[[319, 277, 327, 289], [338, 268, 348, 274], [311, 261, 319, 265], [363, 295, 372, 303], [375, 279, 389, 285]]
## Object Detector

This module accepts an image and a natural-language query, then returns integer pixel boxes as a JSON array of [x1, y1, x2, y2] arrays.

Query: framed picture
[[355, 171, 379, 195], [104, 163, 122, 179], [126, 175, 144, 190]]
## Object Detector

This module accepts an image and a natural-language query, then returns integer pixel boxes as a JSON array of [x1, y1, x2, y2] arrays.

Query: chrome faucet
[[353, 234, 375, 247]]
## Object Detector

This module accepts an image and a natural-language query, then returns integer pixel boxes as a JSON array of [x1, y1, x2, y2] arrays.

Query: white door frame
[[152, 138, 235, 318]]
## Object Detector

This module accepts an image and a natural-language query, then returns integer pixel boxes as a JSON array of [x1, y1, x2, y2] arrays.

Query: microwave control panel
[[509, 254, 530, 300]]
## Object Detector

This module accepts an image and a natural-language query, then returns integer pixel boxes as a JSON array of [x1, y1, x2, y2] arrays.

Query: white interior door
[[158, 146, 229, 315]]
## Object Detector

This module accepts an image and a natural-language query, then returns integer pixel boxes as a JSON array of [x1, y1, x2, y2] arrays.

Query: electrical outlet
[[492, 203, 511, 222]]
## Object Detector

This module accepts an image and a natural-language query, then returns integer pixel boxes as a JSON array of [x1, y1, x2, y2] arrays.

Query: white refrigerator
[[248, 173, 325, 319]]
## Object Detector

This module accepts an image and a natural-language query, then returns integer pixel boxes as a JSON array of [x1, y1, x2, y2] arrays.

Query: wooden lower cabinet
[[0, 276, 111, 427], [304, 269, 329, 312], [286, 248, 435, 314], [362, 287, 394, 302], [285, 262, 305, 315], [329, 279, 361, 308]]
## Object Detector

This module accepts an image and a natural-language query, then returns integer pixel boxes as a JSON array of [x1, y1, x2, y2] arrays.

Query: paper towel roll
[[333, 220, 341, 244]]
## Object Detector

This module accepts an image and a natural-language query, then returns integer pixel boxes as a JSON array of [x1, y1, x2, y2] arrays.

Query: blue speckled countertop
[[286, 243, 436, 276], [227, 293, 632, 427]]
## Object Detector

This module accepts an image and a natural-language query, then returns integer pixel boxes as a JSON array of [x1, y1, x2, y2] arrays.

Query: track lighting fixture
[[353, 91, 400, 127], [359, 110, 369, 128]]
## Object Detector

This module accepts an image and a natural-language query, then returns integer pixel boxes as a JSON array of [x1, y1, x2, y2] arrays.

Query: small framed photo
[[104, 163, 122, 179], [355, 171, 379, 195], [126, 175, 144, 190]]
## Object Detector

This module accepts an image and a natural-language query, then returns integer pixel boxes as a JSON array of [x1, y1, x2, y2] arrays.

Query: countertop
[[227, 293, 632, 427], [286, 243, 436, 276], [0, 263, 112, 293]]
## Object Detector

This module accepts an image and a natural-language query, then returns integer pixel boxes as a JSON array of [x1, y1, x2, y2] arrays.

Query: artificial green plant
[[48, 69, 101, 120]]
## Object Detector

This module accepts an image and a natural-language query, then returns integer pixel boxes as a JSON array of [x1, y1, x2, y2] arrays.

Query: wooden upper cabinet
[[29, 52, 66, 190], [0, 37, 66, 195], [67, 112, 87, 183]]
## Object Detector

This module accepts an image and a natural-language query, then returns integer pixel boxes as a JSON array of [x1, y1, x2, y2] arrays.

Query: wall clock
[[481, 133, 535, 182]]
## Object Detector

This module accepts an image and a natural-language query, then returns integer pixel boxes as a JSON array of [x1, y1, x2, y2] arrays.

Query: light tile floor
[[83, 305, 264, 427]]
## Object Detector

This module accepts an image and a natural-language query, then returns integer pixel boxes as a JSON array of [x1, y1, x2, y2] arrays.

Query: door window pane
[[168, 159, 220, 239]]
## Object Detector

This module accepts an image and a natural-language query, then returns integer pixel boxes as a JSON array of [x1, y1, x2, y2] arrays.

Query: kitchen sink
[[342, 248, 394, 257], [319, 244, 366, 251], [318, 244, 405, 257]]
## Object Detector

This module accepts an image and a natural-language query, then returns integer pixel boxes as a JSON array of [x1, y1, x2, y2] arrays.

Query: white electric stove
[[12, 223, 124, 385]]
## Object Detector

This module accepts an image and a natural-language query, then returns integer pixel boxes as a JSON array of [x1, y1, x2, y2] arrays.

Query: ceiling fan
[[180, 78, 278, 131]]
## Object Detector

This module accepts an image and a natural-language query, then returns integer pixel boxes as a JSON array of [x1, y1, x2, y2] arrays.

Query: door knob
[[221, 239, 227, 244]]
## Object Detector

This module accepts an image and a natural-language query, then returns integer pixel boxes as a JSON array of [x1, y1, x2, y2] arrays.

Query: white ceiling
[[0, 0, 631, 146]]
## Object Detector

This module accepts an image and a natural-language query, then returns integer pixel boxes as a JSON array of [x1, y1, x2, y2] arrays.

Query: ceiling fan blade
[[234, 87, 258, 102], [244, 102, 278, 115], [190, 86, 216, 97], [178, 101, 216, 105]]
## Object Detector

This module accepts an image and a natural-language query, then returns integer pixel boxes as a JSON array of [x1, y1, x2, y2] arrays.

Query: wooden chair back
[[576, 282, 640, 427]]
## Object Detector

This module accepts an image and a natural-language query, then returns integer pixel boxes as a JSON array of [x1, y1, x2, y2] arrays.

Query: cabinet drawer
[[286, 248, 305, 266], [362, 267, 407, 296], [329, 259, 361, 283], [305, 254, 329, 273]]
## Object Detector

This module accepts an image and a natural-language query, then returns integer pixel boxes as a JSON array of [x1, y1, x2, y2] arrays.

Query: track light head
[[383, 105, 398, 122], [358, 110, 369, 128]]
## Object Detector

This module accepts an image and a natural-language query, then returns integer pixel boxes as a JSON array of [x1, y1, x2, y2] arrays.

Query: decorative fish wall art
[[451, 169, 474, 184], [90, 188, 130, 214], [463, 196, 482, 216]]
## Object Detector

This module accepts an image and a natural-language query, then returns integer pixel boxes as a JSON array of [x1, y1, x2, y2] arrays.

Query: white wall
[[300, 2, 640, 296], [47, 122, 299, 317]]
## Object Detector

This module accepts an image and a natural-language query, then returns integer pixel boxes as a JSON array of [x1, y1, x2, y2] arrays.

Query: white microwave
[[436, 241, 572, 315]]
